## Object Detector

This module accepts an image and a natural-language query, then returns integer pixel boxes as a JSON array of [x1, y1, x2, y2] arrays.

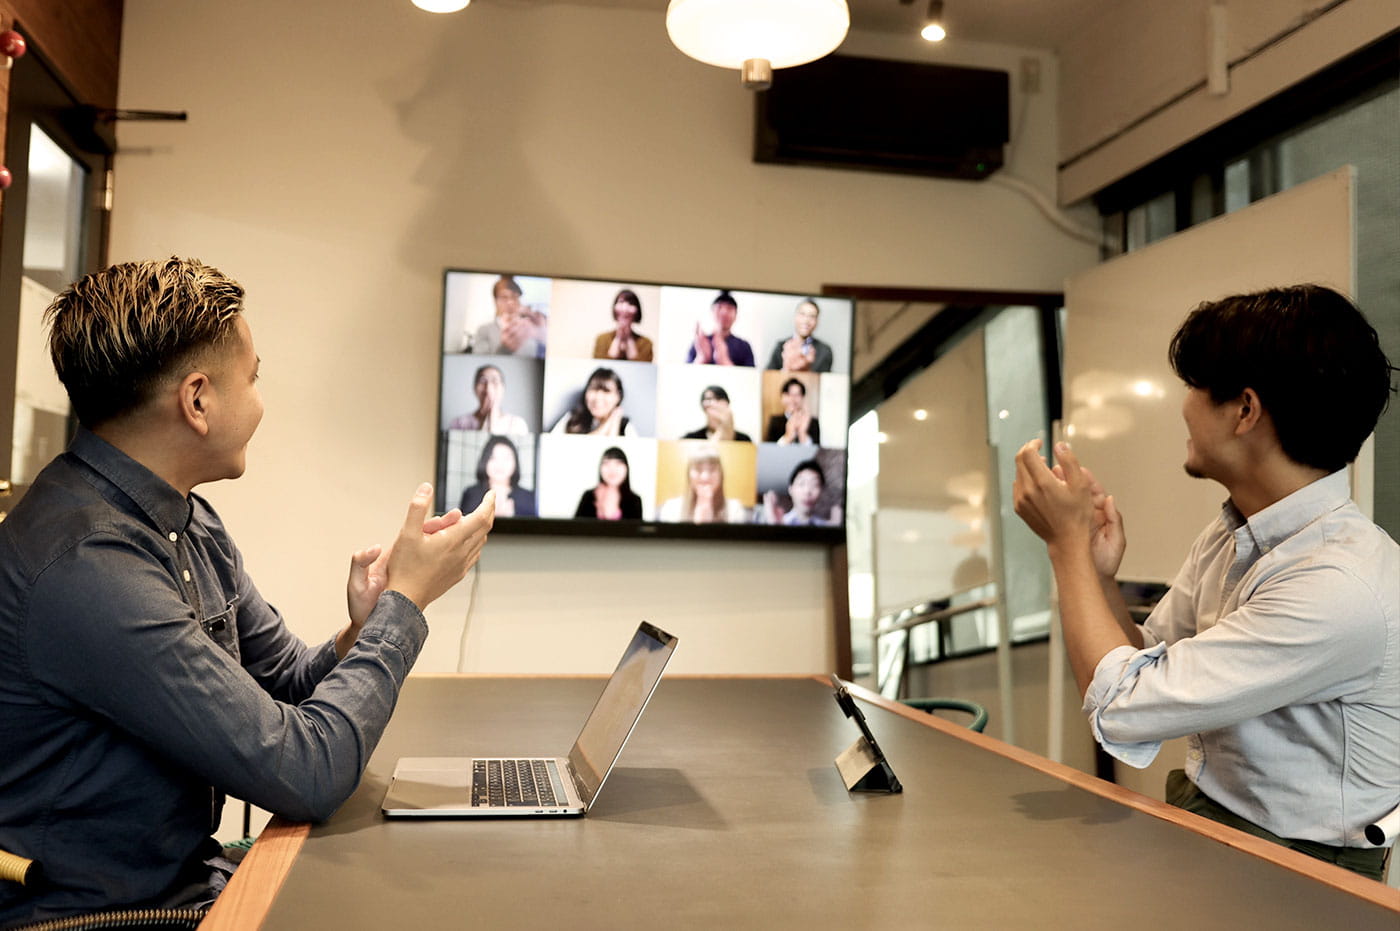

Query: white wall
[[1057, 0, 1400, 202], [110, 0, 1095, 674]]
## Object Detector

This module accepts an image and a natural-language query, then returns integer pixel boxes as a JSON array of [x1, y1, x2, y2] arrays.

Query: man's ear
[[1235, 387, 1265, 435], [178, 371, 213, 436]]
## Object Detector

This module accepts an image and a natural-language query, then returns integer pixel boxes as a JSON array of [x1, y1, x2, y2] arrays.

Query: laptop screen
[[567, 621, 678, 804]]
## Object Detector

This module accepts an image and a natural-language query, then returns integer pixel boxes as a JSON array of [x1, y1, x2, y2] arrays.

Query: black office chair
[[901, 697, 989, 733], [1, 848, 208, 931]]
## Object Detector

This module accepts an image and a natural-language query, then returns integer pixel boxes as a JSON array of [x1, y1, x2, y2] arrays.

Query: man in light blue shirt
[[1012, 285, 1397, 879]]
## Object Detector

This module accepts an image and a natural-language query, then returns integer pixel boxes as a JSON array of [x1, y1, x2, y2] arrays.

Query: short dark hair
[[1168, 284, 1395, 473], [45, 257, 245, 427], [789, 459, 824, 488], [713, 290, 738, 310], [612, 288, 642, 324], [782, 377, 806, 395], [493, 276, 522, 299], [700, 385, 729, 404]]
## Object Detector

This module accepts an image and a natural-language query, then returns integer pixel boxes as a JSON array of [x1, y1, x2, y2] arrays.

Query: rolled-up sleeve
[[1083, 644, 1169, 769], [1081, 560, 1385, 772]]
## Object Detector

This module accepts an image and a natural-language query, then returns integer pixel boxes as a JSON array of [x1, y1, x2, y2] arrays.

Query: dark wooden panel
[[3, 0, 122, 109]]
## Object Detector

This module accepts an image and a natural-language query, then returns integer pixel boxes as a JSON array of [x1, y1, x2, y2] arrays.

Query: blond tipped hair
[[45, 257, 245, 427]]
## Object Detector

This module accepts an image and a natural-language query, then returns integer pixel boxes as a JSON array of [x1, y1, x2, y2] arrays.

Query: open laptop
[[381, 621, 678, 817]]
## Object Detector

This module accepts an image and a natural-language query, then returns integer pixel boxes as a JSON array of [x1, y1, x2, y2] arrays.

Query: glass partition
[[10, 124, 84, 486], [849, 305, 1056, 706]]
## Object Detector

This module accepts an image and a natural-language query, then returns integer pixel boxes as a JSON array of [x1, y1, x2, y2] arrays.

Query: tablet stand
[[835, 735, 902, 793], [831, 676, 903, 794]]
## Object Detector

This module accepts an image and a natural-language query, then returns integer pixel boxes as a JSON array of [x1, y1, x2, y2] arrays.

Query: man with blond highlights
[[0, 257, 495, 924], [1014, 284, 1397, 879]]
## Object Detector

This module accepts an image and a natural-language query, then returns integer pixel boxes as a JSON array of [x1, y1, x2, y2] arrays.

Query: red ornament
[[0, 30, 26, 59], [0, 167, 12, 190]]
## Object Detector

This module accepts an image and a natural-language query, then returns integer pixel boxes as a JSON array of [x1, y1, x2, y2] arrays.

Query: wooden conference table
[[203, 676, 1400, 929]]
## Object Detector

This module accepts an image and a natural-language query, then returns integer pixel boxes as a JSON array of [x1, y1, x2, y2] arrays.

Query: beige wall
[[1058, 0, 1400, 202], [109, 0, 1096, 674]]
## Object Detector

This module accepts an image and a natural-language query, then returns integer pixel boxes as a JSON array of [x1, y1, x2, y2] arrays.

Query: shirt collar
[[1220, 469, 1351, 551], [68, 427, 194, 536]]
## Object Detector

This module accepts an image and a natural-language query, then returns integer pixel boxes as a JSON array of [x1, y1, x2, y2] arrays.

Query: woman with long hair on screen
[[574, 447, 644, 520], [551, 367, 637, 436], [459, 435, 537, 518], [658, 443, 748, 524], [447, 363, 528, 434], [592, 288, 653, 362]]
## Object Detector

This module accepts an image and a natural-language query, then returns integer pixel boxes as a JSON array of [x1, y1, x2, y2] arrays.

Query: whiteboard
[[1062, 167, 1355, 582]]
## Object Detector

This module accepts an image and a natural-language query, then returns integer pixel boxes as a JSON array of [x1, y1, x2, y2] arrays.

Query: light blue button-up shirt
[[1084, 470, 1399, 847]]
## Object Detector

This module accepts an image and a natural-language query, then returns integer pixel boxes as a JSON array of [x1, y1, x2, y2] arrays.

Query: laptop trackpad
[[388, 767, 471, 811]]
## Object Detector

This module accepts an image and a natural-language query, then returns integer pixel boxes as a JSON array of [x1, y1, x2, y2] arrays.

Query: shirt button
[[183, 570, 191, 582], [169, 532, 179, 542]]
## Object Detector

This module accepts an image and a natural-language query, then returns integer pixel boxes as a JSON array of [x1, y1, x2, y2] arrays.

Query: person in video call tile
[[686, 290, 755, 366], [682, 385, 752, 442], [551, 367, 638, 436], [658, 444, 748, 524], [1013, 285, 1397, 880], [765, 377, 820, 445], [447, 363, 529, 434], [471, 275, 546, 358], [460, 435, 536, 517], [765, 299, 833, 373], [0, 258, 494, 925], [763, 459, 841, 526], [592, 288, 654, 362], [575, 447, 644, 520]]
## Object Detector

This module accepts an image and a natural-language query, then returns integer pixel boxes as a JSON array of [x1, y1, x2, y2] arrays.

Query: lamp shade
[[412, 0, 469, 12], [666, 0, 849, 71]]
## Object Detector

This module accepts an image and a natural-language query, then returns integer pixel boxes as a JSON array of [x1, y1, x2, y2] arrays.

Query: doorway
[[0, 47, 108, 513]]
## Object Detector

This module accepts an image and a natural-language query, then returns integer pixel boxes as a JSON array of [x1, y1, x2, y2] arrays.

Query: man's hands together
[[1013, 438, 1126, 578], [1013, 439, 1139, 691], [337, 484, 495, 658]]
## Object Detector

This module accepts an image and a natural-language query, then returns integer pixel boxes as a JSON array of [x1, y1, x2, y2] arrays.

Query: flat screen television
[[435, 269, 853, 541]]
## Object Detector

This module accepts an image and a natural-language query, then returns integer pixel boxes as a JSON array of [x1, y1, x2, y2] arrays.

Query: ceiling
[[566, 0, 1114, 52]]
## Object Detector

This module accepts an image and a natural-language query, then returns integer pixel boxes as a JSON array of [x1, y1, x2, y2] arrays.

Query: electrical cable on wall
[[995, 70, 1106, 249], [989, 171, 1106, 246], [456, 560, 482, 673]]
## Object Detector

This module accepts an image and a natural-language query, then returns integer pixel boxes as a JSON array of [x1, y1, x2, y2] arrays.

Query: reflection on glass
[[12, 124, 84, 484]]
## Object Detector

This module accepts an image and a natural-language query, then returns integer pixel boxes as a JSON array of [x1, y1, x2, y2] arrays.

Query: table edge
[[845, 679, 1400, 912]]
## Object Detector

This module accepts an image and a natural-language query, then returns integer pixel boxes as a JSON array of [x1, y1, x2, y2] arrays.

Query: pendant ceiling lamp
[[666, 0, 850, 90], [921, 0, 947, 41], [412, 0, 469, 12]]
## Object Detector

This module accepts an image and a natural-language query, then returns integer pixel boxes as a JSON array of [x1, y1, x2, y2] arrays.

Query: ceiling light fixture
[[921, 0, 947, 42], [411, 0, 469, 13], [666, 0, 850, 91]]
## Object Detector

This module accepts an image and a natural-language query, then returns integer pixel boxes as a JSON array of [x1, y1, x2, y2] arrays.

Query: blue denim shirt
[[0, 429, 428, 923]]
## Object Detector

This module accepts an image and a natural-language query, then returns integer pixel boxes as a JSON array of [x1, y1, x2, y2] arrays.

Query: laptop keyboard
[[472, 759, 561, 807]]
